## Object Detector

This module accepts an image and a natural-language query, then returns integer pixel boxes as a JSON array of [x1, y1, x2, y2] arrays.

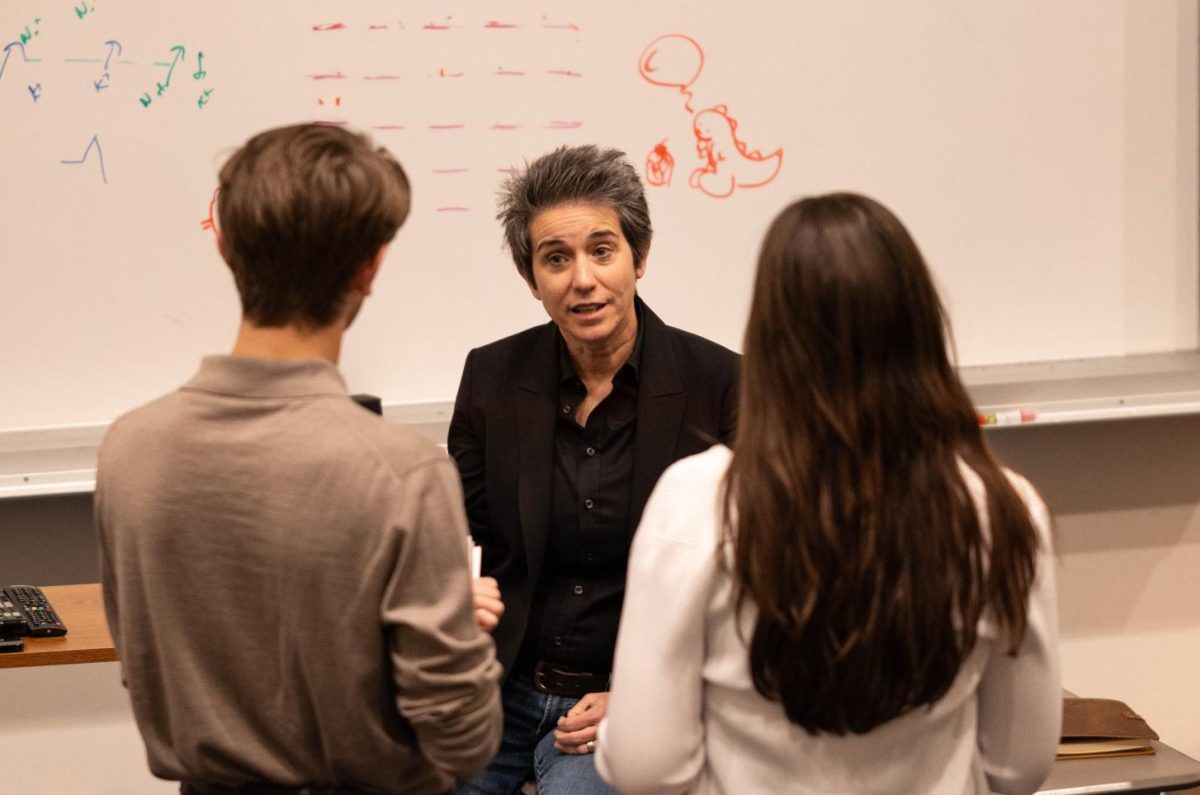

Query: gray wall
[[0, 493, 98, 585]]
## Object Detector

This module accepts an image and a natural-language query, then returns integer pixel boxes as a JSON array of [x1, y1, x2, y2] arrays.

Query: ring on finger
[[586, 740, 596, 754]]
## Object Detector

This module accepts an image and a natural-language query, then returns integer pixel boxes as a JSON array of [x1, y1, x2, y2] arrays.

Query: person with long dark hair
[[597, 193, 1061, 794]]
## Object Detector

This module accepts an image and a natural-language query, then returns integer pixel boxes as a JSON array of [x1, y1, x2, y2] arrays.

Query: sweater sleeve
[[383, 458, 504, 780], [93, 429, 128, 688], [597, 455, 721, 795], [977, 475, 1062, 795]]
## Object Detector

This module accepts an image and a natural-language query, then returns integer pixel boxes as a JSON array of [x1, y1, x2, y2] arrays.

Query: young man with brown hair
[[96, 123, 502, 795]]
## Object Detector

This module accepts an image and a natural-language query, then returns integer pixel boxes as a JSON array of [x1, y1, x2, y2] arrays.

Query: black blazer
[[448, 299, 739, 673]]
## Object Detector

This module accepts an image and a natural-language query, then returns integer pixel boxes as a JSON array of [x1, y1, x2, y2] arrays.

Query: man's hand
[[554, 691, 609, 754], [472, 576, 504, 633]]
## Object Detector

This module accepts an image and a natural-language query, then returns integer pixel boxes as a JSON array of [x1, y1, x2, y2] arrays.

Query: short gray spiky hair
[[498, 144, 653, 285]]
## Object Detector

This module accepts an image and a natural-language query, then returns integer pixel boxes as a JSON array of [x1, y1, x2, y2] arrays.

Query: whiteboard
[[2, 0, 1196, 433]]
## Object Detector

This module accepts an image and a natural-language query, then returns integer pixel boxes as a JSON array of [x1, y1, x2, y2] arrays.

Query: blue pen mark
[[0, 41, 32, 81], [103, 40, 121, 69], [93, 39, 121, 91], [27, 81, 42, 101], [61, 135, 108, 184]]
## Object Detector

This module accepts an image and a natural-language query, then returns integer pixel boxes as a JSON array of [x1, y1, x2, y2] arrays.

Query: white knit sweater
[[598, 445, 1060, 795]]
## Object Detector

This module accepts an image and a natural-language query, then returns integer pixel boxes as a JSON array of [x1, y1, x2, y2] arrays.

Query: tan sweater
[[95, 356, 501, 794]]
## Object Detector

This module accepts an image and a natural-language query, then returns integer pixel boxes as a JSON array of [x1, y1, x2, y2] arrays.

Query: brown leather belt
[[532, 661, 609, 697]]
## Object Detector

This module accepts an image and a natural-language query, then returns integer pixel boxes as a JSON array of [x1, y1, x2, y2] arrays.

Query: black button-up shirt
[[513, 320, 644, 677]]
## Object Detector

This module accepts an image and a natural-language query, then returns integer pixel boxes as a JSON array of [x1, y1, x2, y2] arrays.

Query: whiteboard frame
[[7, 350, 1200, 498]]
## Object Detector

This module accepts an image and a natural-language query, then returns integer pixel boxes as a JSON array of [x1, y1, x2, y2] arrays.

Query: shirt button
[[584, 499, 594, 509], [586, 552, 594, 561], [562, 405, 572, 414], [585, 446, 596, 456], [573, 585, 584, 595], [554, 636, 563, 646]]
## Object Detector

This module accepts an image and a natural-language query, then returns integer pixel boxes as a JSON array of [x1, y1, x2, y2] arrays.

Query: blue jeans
[[457, 673, 616, 795]]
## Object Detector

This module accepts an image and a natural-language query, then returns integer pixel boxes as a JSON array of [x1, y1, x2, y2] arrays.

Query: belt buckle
[[535, 662, 549, 696], [532, 661, 555, 694]]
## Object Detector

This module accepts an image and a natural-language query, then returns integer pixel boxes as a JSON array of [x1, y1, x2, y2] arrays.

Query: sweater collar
[[181, 355, 348, 399]]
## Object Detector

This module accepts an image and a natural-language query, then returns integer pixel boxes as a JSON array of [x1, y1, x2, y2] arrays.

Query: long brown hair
[[722, 193, 1040, 735]]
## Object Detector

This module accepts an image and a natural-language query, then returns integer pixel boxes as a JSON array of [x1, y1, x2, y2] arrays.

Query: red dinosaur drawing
[[689, 106, 783, 198]]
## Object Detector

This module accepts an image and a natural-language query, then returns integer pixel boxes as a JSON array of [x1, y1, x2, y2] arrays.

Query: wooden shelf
[[0, 583, 116, 669]]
